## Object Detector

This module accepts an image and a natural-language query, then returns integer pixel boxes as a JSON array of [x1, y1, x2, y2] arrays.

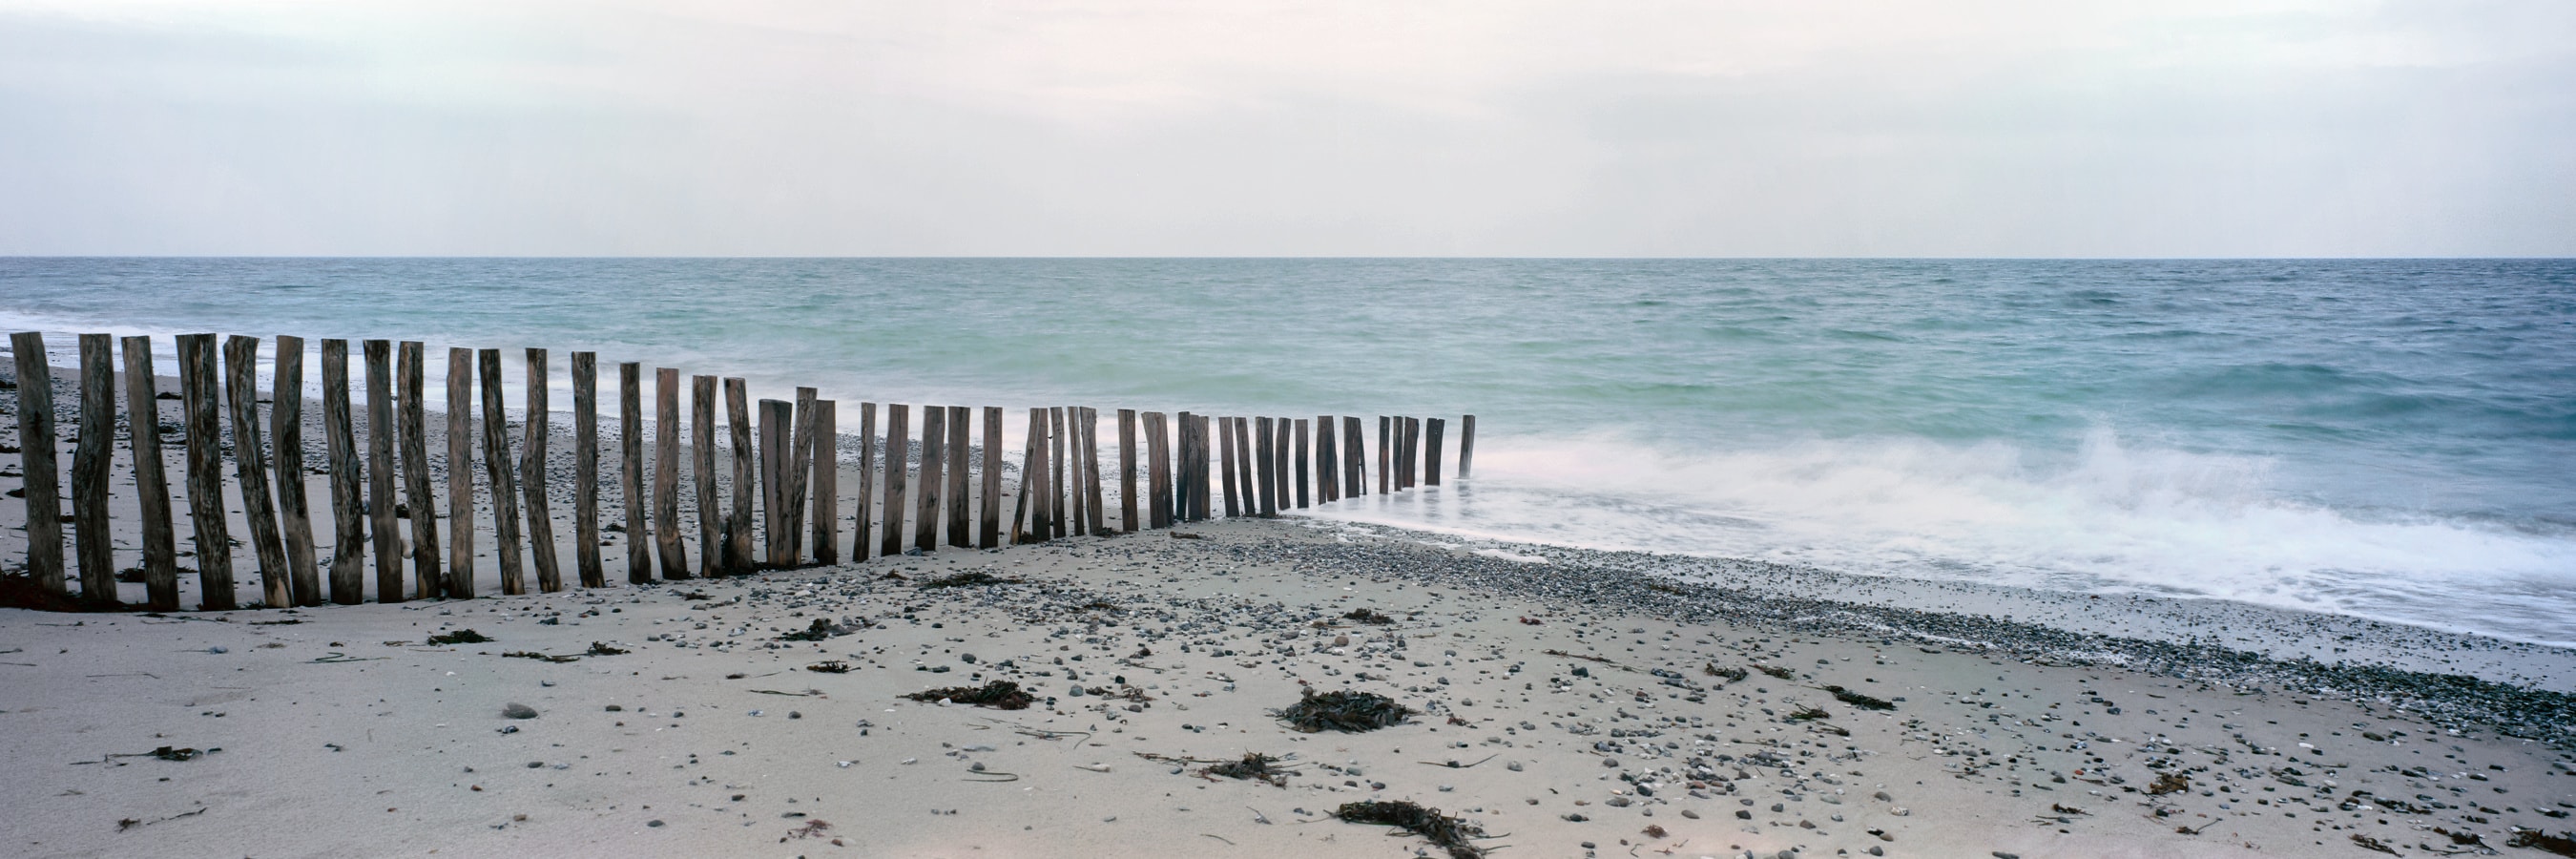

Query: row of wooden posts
[[6, 331, 1477, 612]]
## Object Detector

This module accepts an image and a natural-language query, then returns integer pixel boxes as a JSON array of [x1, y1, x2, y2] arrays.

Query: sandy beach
[[7, 367, 2576, 859]]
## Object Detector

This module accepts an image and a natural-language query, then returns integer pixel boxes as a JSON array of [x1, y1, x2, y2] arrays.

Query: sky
[[1, 0, 2570, 257]]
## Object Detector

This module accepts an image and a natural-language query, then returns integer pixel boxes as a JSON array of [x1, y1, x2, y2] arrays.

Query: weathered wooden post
[[651, 367, 684, 579], [760, 397, 793, 565], [1015, 407, 1052, 542], [911, 405, 945, 553], [120, 335, 180, 611], [1080, 408, 1106, 536], [522, 349, 561, 592], [723, 378, 754, 575], [322, 339, 364, 604], [479, 349, 529, 596], [1217, 416, 1240, 518], [364, 340, 405, 599], [179, 334, 237, 609], [1317, 415, 1340, 503], [1294, 418, 1310, 509], [1376, 416, 1392, 494], [1425, 417, 1445, 486], [1254, 416, 1277, 516], [1343, 415, 1366, 498], [1271, 417, 1290, 513], [691, 375, 720, 576], [571, 352, 602, 588], [1404, 417, 1423, 490], [978, 406, 1003, 549], [786, 388, 818, 562], [1049, 408, 1069, 536], [72, 333, 116, 605], [226, 335, 292, 607], [446, 347, 478, 597], [1116, 408, 1138, 533], [618, 362, 649, 584], [8, 332, 64, 597], [1458, 414, 1476, 479], [945, 405, 971, 548], [877, 404, 909, 558], [1142, 411, 1170, 529], [1234, 417, 1258, 516], [812, 400, 840, 564], [851, 402, 877, 562], [398, 341, 439, 598], [272, 335, 321, 606]]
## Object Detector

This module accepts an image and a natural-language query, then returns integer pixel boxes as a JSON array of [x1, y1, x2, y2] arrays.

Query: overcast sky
[[2, 0, 2569, 257]]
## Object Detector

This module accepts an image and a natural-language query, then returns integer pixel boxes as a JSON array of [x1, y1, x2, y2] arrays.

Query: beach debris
[[1418, 754, 1499, 769], [587, 642, 629, 656], [806, 660, 853, 674], [115, 807, 209, 830], [917, 572, 1021, 589], [1641, 824, 1668, 838], [426, 629, 491, 645], [1706, 663, 1749, 682], [2349, 834, 2400, 854], [1785, 705, 1830, 722], [1204, 753, 1291, 787], [784, 819, 833, 840], [903, 681, 1033, 710], [1275, 688, 1414, 733], [2509, 828, 2576, 856], [1333, 800, 1487, 859], [779, 619, 845, 641], [1343, 608, 1395, 624], [309, 652, 382, 663], [1755, 664, 1796, 680], [2146, 772, 2190, 795], [503, 651, 579, 663], [144, 746, 204, 762], [1824, 685, 1896, 710], [502, 702, 539, 720]]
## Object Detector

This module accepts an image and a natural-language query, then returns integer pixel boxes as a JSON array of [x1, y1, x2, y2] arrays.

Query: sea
[[4, 258, 2570, 645]]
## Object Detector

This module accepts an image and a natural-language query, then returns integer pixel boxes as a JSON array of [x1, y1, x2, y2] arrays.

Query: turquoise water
[[4, 258, 2571, 642]]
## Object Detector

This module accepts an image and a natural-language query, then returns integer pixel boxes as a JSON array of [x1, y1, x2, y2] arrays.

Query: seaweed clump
[[1343, 608, 1395, 624], [1755, 664, 1796, 680], [426, 629, 491, 645], [902, 681, 1033, 710], [1785, 704, 1831, 722], [2509, 829, 2576, 857], [1706, 663, 1748, 682], [918, 571, 1021, 589], [1276, 688, 1413, 733], [1334, 800, 1487, 859], [1824, 684, 1895, 710], [1204, 752, 1290, 787]]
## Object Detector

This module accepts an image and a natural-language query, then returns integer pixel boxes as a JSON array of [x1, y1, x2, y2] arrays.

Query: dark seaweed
[[903, 681, 1033, 710], [1276, 689, 1414, 733], [1333, 800, 1486, 859]]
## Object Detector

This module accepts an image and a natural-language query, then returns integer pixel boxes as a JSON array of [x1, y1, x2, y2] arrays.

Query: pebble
[[501, 702, 538, 720]]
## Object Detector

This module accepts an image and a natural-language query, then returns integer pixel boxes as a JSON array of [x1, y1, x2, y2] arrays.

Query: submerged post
[[1458, 414, 1476, 479], [1425, 417, 1444, 487], [121, 335, 180, 611], [1316, 415, 1340, 503]]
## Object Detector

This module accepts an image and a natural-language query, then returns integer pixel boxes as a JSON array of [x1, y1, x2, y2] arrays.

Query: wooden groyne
[[2, 331, 1476, 609]]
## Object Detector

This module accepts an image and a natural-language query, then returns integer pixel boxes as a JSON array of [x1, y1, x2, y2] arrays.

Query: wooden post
[[365, 341, 405, 600], [691, 375, 720, 576], [911, 404, 944, 553], [1316, 416, 1339, 503], [72, 334, 116, 606], [176, 335, 235, 608], [1409, 417, 1424, 489], [1195, 414, 1215, 521], [8, 332, 64, 597], [1377, 416, 1393, 494], [1116, 409, 1138, 533], [1080, 407, 1106, 536], [272, 335, 320, 606], [618, 362, 649, 584], [851, 402, 876, 561], [178, 334, 235, 609], [1216, 416, 1239, 518], [445, 347, 478, 598], [1141, 411, 1169, 529], [812, 400, 839, 564], [322, 339, 364, 604], [760, 397, 792, 565], [1458, 414, 1476, 479], [120, 336, 180, 611], [522, 348, 561, 592], [945, 406, 970, 548], [1048, 407, 1069, 536], [1343, 415, 1366, 498], [651, 367, 684, 579], [571, 352, 602, 588], [723, 378, 754, 575], [398, 342, 439, 598], [479, 349, 528, 596], [1254, 416, 1276, 516], [225, 335, 292, 607], [1425, 417, 1445, 486], [785, 388, 817, 563], [1166, 412, 1188, 524], [877, 404, 909, 558], [1234, 417, 1257, 517], [1018, 407, 1052, 542], [978, 406, 1003, 549], [1272, 417, 1290, 513], [1295, 418, 1310, 509]]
